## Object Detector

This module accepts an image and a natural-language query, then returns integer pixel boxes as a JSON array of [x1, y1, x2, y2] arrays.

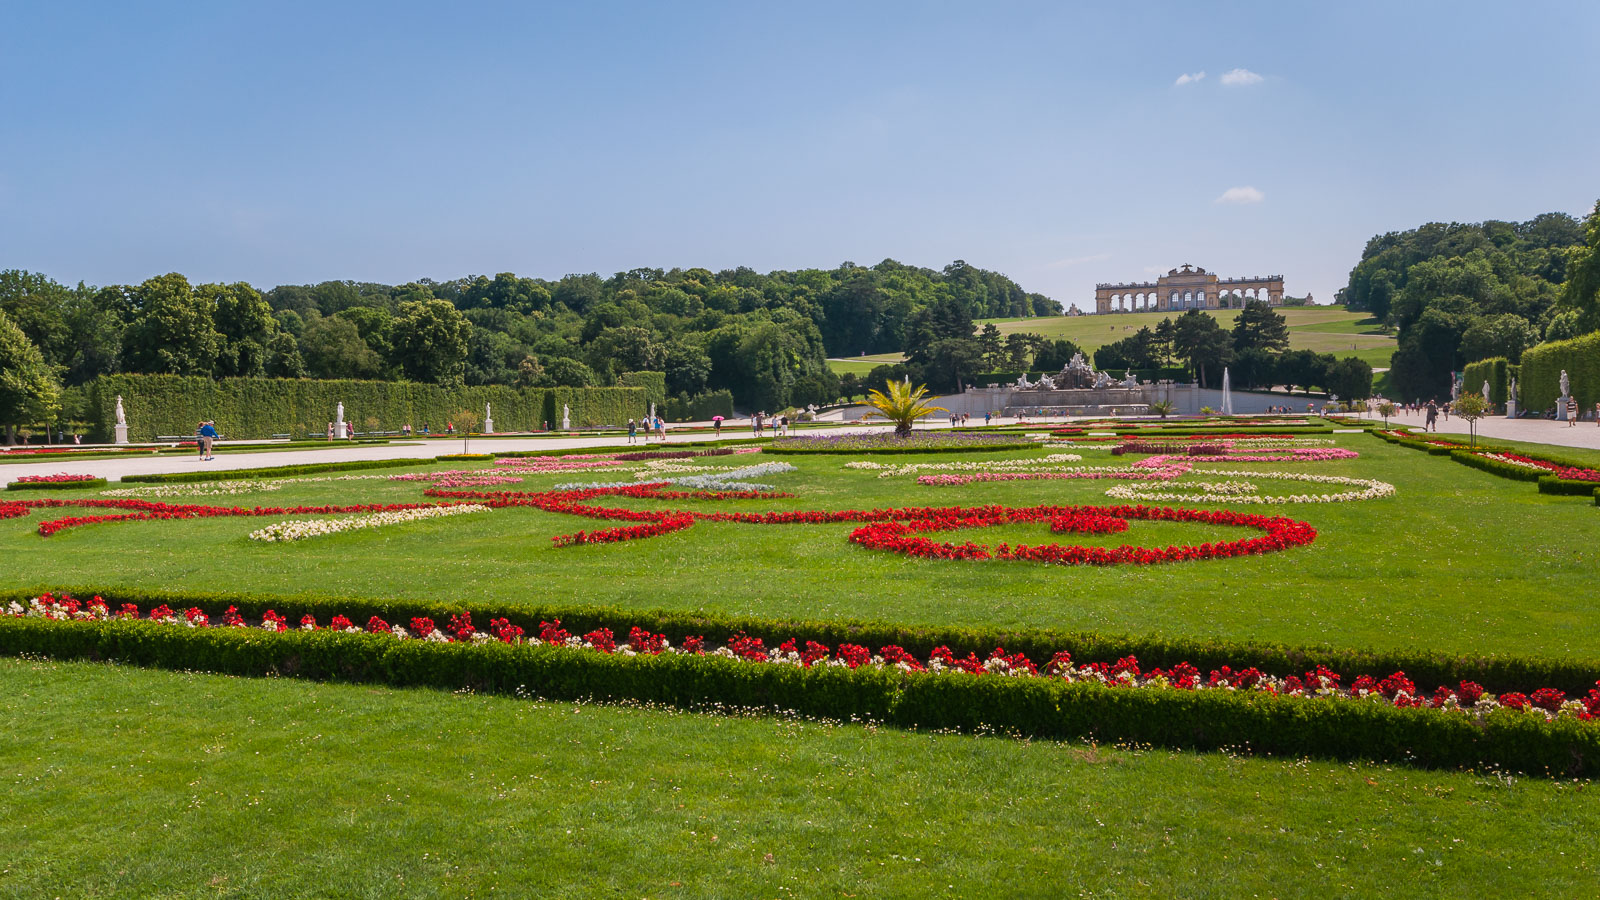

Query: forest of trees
[[1338, 205, 1599, 400], [0, 259, 1059, 428]]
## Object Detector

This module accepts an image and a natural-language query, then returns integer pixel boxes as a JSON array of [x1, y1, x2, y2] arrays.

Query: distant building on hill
[[1094, 264, 1284, 314]]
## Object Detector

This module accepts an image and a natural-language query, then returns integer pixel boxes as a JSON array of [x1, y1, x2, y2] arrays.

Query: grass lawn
[[3, 657, 1597, 898], [981, 306, 1396, 369], [3, 430, 1598, 895], [827, 352, 907, 376]]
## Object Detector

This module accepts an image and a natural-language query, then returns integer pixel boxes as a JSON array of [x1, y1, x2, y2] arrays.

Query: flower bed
[[8, 593, 1599, 776], [765, 432, 1038, 454], [845, 453, 1084, 478], [5, 474, 107, 491], [1104, 470, 1396, 504], [2, 497, 454, 537], [915, 468, 1186, 486], [249, 504, 491, 542], [1477, 452, 1600, 483], [421, 483, 1316, 565], [846, 504, 1315, 566], [101, 481, 285, 498], [1130, 448, 1359, 468]]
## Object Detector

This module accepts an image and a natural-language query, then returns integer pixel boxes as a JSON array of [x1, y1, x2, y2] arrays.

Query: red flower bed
[[1482, 452, 1600, 482], [847, 505, 1313, 566], [13, 593, 1597, 724], [421, 484, 1317, 566], [14, 473, 98, 484]]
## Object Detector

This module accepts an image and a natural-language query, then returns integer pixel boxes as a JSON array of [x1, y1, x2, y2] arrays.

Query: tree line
[[1339, 204, 1599, 401], [0, 259, 1060, 435]]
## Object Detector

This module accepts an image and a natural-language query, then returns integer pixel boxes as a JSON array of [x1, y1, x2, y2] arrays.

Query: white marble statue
[[486, 402, 492, 420], [336, 401, 345, 422], [1038, 375, 1055, 390], [1094, 371, 1111, 389], [1483, 381, 1492, 403], [1509, 377, 1518, 401], [562, 404, 571, 430], [1121, 370, 1138, 388], [1561, 370, 1571, 397], [1015, 373, 1031, 389], [115, 395, 126, 425]]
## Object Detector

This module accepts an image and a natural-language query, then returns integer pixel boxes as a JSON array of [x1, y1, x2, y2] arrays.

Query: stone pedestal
[[114, 424, 129, 445], [1558, 395, 1570, 420], [334, 415, 346, 438], [484, 417, 494, 434], [1506, 400, 1517, 419]]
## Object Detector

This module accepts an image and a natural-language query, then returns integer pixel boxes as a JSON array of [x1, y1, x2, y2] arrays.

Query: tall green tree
[[388, 299, 472, 384], [1562, 199, 1600, 327], [0, 309, 61, 444], [1172, 310, 1231, 387], [204, 282, 277, 377], [1231, 300, 1291, 353], [120, 274, 223, 375]]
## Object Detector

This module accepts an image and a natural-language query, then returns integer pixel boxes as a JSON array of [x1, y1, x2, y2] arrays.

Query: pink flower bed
[[14, 473, 98, 484]]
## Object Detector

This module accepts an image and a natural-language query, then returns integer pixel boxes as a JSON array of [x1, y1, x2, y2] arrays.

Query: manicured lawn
[[4, 430, 1598, 896], [3, 657, 1597, 898], [827, 352, 906, 376], [2, 433, 1594, 660]]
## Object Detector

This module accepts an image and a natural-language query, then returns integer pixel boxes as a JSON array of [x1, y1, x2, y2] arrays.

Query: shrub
[[1538, 476, 1600, 496], [2, 615, 1598, 776], [1520, 331, 1600, 412], [5, 477, 109, 491]]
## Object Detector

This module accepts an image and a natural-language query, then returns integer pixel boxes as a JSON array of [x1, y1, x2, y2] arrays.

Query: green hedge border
[[1, 615, 1594, 777], [8, 586, 1598, 697]]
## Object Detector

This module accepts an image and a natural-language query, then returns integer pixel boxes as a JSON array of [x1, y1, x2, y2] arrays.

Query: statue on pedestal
[[1483, 381, 1491, 404], [562, 404, 571, 430], [115, 396, 127, 425], [1121, 370, 1138, 388], [1561, 370, 1571, 397]]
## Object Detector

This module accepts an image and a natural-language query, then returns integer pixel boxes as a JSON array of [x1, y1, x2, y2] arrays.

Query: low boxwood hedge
[[1538, 476, 1600, 496], [1, 615, 1594, 776], [5, 477, 109, 491], [9, 586, 1598, 698], [119, 457, 428, 483], [1449, 449, 1546, 481]]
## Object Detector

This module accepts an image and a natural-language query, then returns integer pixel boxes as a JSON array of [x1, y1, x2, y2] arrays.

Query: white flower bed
[[1479, 453, 1546, 470], [248, 504, 490, 543], [1104, 469, 1396, 504], [846, 453, 1084, 478], [557, 462, 799, 493], [102, 481, 286, 498]]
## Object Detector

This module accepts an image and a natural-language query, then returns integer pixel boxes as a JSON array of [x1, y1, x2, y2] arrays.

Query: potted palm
[[865, 378, 946, 437]]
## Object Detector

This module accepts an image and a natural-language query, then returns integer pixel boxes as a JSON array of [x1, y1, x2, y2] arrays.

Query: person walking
[[627, 419, 637, 444], [1424, 400, 1438, 432], [345, 420, 355, 440], [1568, 396, 1579, 426], [326, 421, 335, 441], [198, 420, 218, 460]]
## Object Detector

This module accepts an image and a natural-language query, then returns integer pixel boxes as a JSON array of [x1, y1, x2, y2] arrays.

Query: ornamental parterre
[[14, 593, 1599, 725], [421, 483, 1317, 565], [1476, 452, 1600, 482]]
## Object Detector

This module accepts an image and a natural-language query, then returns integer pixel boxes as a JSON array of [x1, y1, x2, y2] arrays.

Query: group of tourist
[[325, 421, 356, 440], [626, 416, 668, 443], [947, 413, 974, 427], [752, 413, 788, 436]]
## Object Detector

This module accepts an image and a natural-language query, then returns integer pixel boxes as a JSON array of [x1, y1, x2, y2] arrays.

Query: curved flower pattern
[[249, 504, 490, 542]]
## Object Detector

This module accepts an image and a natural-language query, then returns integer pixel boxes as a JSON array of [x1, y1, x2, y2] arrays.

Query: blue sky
[[3, 1, 1596, 309]]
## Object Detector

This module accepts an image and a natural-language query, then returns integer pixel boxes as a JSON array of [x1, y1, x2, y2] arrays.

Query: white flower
[[247, 504, 490, 543]]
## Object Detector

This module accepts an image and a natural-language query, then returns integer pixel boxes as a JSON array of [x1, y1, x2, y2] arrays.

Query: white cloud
[[1173, 71, 1205, 86], [1044, 252, 1110, 270], [1215, 186, 1265, 205], [1220, 68, 1264, 87]]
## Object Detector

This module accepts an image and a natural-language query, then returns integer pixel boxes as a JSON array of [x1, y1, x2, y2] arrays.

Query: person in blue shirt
[[197, 420, 218, 460]]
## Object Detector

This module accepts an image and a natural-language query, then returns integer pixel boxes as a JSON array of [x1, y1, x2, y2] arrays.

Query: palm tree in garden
[[865, 378, 946, 437]]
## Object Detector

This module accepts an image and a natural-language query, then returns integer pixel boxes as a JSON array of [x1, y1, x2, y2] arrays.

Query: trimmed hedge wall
[[1520, 331, 1600, 413], [2, 615, 1596, 776], [664, 390, 736, 422], [617, 372, 667, 411], [86, 375, 647, 441], [1462, 358, 1516, 406], [1538, 476, 1600, 497], [9, 586, 1600, 698]]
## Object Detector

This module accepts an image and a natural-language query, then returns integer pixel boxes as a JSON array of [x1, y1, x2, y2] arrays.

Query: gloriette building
[[1094, 264, 1284, 314]]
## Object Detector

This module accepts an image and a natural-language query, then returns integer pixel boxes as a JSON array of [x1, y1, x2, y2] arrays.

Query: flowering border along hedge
[[5, 593, 1598, 777], [5, 475, 109, 491]]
